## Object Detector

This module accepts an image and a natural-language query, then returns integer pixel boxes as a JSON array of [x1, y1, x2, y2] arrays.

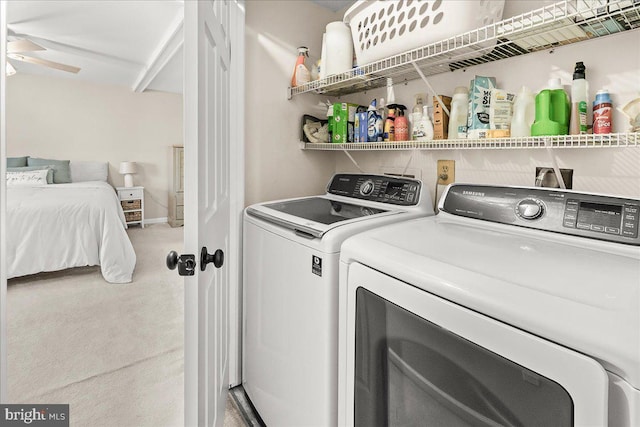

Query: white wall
[[244, 0, 341, 206], [246, 1, 640, 208], [6, 74, 183, 220]]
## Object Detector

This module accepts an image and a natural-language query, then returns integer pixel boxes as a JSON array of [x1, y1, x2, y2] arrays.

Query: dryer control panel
[[327, 174, 422, 206], [441, 184, 640, 245]]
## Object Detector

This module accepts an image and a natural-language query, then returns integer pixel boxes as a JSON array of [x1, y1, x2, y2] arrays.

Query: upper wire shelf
[[288, 0, 640, 98], [300, 133, 640, 151]]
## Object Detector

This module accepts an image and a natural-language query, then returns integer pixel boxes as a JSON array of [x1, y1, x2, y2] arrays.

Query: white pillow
[[6, 169, 49, 187], [70, 161, 109, 182]]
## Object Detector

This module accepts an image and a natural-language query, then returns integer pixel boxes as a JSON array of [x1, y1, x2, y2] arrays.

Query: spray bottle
[[291, 47, 310, 87], [394, 105, 409, 141], [384, 105, 397, 142]]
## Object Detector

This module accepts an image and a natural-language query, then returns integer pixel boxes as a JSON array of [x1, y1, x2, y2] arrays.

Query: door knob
[[201, 246, 224, 271], [166, 250, 196, 276]]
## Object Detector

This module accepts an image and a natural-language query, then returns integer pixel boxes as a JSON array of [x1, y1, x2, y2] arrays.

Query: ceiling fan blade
[[8, 54, 80, 74], [8, 39, 45, 54]]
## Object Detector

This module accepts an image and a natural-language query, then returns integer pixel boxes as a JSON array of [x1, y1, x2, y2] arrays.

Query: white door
[[183, 1, 232, 426], [0, 0, 7, 403]]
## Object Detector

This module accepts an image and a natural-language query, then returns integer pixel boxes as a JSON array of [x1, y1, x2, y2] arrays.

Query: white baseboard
[[145, 217, 168, 225]]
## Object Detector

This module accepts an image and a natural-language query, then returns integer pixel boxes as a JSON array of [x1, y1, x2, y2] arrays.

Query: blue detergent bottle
[[367, 99, 381, 142]]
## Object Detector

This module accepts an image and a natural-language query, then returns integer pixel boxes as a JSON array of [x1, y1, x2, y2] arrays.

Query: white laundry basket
[[344, 0, 506, 66]]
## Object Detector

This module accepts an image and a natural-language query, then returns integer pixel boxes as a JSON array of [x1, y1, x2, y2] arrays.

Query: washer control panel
[[442, 184, 640, 245], [327, 174, 421, 206]]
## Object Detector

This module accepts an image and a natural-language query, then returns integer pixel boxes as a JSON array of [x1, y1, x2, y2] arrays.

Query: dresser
[[117, 186, 144, 228], [168, 145, 184, 227]]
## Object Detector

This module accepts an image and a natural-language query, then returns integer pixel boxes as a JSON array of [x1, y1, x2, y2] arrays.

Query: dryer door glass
[[354, 288, 574, 427]]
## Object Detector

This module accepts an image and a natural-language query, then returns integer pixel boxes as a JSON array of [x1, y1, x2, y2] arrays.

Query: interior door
[[183, 1, 232, 426], [0, 0, 7, 403]]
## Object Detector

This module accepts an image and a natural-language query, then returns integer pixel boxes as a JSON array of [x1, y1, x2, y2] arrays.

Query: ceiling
[[6, 0, 354, 95], [7, 1, 185, 94]]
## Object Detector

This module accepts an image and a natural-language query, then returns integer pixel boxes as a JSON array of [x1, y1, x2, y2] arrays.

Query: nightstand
[[117, 186, 144, 228]]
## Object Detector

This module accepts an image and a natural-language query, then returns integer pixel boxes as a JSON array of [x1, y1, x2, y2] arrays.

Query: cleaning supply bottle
[[376, 98, 386, 142], [291, 47, 310, 87], [410, 94, 424, 138], [394, 105, 409, 141], [415, 106, 434, 142], [448, 86, 469, 139], [593, 89, 613, 134], [570, 61, 589, 134], [531, 78, 570, 136], [510, 86, 536, 138], [384, 105, 397, 142], [367, 99, 381, 142]]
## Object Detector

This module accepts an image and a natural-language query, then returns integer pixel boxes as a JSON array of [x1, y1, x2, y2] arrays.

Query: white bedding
[[7, 181, 136, 283]]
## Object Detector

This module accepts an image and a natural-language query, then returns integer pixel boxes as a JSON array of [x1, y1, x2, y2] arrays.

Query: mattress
[[7, 181, 136, 283]]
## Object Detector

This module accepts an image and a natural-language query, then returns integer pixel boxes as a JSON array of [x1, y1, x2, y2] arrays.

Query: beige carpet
[[7, 223, 246, 427]]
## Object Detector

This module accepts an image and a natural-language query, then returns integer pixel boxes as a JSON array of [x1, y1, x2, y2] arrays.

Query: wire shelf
[[288, 0, 640, 98], [300, 133, 640, 151]]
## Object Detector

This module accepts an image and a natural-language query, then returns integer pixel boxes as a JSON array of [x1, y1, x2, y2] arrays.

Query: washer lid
[[247, 196, 395, 238], [340, 214, 640, 389]]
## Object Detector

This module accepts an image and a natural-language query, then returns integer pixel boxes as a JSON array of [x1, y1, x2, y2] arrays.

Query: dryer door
[[340, 263, 609, 427]]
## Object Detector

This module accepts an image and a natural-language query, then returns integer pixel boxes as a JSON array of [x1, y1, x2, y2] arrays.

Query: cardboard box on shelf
[[332, 103, 359, 143], [433, 95, 452, 140], [354, 112, 368, 142]]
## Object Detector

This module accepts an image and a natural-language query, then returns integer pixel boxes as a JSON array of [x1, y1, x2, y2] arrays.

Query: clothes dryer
[[243, 173, 434, 426], [339, 184, 640, 426]]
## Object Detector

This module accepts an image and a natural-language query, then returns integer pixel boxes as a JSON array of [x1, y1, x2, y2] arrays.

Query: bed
[[6, 159, 136, 283]]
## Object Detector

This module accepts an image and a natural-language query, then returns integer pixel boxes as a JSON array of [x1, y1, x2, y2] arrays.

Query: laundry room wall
[[244, 0, 342, 207], [247, 0, 640, 208], [331, 1, 640, 204]]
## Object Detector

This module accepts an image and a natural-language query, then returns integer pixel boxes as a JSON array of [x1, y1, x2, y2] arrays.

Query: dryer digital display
[[575, 202, 622, 233]]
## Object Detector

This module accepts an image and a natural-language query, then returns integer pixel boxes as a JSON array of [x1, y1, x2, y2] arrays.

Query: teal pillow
[[7, 166, 54, 184], [7, 156, 28, 167], [27, 158, 71, 184]]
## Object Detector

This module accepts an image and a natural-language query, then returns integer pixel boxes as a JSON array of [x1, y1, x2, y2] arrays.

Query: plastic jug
[[531, 79, 570, 136], [510, 86, 536, 138], [448, 86, 469, 139]]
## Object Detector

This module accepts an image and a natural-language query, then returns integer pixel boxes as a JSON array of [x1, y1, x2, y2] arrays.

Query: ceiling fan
[[6, 38, 81, 76]]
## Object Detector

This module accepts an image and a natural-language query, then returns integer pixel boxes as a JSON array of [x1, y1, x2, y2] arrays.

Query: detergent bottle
[[531, 78, 570, 136]]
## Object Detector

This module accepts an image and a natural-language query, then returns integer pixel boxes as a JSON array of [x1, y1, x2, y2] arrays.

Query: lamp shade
[[119, 161, 138, 174]]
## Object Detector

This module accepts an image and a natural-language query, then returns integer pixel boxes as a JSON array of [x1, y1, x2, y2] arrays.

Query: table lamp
[[119, 161, 138, 188]]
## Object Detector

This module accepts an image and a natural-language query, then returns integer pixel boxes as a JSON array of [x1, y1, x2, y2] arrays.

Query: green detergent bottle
[[531, 78, 570, 136]]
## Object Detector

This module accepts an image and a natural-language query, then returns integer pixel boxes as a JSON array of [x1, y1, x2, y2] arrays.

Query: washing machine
[[338, 183, 640, 426], [242, 173, 434, 426]]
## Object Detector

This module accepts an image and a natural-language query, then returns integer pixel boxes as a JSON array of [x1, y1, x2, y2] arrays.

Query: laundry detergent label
[[312, 255, 322, 276]]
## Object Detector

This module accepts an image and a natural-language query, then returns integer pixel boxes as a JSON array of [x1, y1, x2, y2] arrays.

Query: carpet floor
[[7, 223, 245, 427]]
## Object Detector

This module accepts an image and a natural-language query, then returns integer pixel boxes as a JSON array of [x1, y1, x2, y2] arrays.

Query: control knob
[[360, 180, 375, 196], [516, 198, 545, 220]]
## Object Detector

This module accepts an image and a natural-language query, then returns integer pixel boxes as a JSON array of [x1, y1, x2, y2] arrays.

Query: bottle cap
[[594, 89, 611, 104], [573, 61, 586, 80], [548, 78, 563, 90], [519, 86, 532, 94], [453, 86, 468, 95]]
